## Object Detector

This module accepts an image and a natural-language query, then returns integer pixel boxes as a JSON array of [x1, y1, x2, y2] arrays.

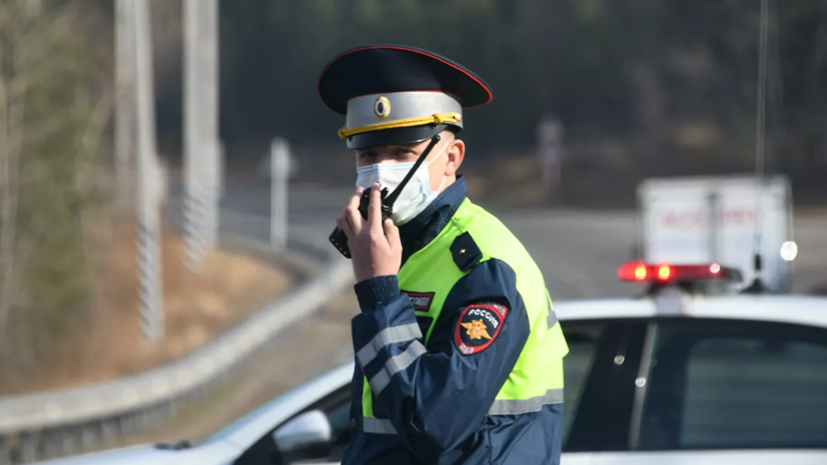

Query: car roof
[[555, 294, 827, 330]]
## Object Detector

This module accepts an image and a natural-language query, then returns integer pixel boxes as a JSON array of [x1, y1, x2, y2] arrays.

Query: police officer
[[318, 45, 569, 465]]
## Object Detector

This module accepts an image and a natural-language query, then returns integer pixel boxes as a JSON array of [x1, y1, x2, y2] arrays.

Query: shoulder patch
[[454, 303, 507, 355], [450, 232, 482, 272]]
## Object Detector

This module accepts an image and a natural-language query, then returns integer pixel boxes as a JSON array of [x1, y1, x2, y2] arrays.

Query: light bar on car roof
[[617, 262, 743, 283]]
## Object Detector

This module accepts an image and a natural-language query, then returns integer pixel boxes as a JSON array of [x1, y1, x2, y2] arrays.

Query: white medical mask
[[355, 142, 449, 225]]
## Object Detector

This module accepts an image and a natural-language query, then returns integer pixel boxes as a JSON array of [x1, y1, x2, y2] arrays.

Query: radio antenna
[[744, 0, 770, 294]]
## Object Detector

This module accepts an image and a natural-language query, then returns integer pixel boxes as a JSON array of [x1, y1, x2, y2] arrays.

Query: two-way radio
[[329, 135, 442, 258]]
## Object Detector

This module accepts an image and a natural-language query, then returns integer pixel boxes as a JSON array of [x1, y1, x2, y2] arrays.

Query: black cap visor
[[346, 123, 455, 150]]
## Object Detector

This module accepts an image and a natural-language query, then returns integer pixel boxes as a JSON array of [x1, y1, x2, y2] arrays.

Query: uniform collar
[[399, 176, 467, 264]]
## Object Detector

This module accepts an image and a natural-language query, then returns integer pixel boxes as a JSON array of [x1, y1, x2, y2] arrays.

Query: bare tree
[[0, 0, 32, 340], [0, 0, 112, 384]]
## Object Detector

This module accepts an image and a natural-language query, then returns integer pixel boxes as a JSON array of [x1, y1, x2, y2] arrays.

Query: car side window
[[560, 329, 599, 442], [322, 394, 352, 459], [235, 386, 351, 465], [638, 318, 827, 450], [561, 319, 647, 452]]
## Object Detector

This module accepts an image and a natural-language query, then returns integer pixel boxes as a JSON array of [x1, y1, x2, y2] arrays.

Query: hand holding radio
[[335, 183, 402, 282], [329, 184, 391, 259]]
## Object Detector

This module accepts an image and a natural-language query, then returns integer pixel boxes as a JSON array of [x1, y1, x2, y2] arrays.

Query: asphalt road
[[170, 176, 827, 300]]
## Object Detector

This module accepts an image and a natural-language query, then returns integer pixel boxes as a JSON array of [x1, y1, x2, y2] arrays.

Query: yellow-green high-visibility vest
[[362, 198, 569, 430]]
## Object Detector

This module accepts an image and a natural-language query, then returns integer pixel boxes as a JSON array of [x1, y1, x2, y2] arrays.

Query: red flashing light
[[635, 264, 647, 280], [657, 264, 672, 281], [618, 262, 742, 283], [618, 262, 646, 281]]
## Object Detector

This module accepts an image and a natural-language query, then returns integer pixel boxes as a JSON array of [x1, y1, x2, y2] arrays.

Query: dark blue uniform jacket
[[341, 177, 563, 465]]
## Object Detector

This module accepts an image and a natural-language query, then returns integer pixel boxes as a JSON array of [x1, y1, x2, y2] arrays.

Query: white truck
[[637, 175, 796, 293]]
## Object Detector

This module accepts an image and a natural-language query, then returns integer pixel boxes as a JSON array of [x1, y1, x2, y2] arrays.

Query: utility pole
[[183, 0, 202, 272], [202, 0, 221, 252], [536, 115, 564, 198], [133, 0, 163, 342], [115, 0, 136, 210], [270, 138, 289, 252], [745, 0, 770, 295], [183, 0, 221, 272]]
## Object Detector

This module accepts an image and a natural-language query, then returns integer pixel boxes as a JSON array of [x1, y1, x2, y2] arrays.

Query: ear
[[444, 137, 465, 177]]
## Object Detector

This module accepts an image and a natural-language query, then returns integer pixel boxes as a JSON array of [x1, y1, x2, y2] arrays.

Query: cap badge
[[374, 96, 391, 119]]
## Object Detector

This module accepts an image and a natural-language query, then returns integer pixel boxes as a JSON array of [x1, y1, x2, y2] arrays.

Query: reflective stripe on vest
[[363, 417, 398, 434], [361, 199, 569, 433], [356, 323, 423, 367], [367, 340, 427, 395], [488, 388, 565, 415]]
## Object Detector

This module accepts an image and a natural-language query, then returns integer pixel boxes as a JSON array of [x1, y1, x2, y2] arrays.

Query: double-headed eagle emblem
[[461, 319, 492, 340]]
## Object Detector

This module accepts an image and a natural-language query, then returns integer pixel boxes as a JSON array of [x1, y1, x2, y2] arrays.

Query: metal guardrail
[[0, 232, 353, 464]]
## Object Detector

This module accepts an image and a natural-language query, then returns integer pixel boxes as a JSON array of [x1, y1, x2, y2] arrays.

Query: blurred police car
[[32, 262, 827, 465]]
